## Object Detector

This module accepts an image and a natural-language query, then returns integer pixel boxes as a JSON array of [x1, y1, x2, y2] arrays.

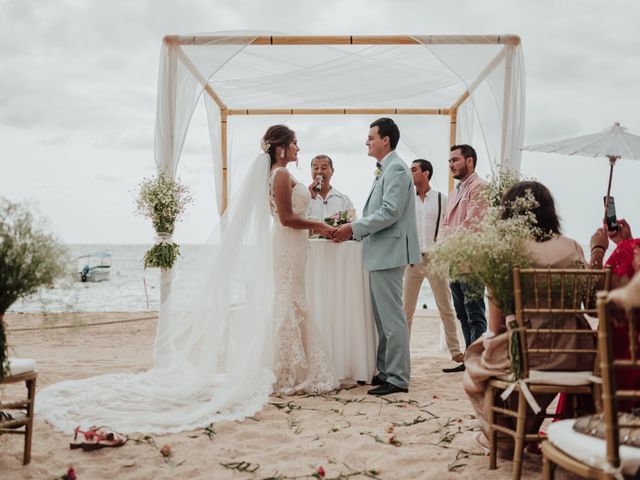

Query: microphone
[[314, 175, 323, 192]]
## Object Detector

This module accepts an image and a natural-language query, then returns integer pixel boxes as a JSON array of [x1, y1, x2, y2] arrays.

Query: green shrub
[[0, 198, 69, 378]]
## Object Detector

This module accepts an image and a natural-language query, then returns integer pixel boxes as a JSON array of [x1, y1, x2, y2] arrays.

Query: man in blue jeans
[[441, 144, 488, 373]]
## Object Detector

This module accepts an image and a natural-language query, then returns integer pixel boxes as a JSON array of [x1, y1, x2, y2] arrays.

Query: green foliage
[[507, 318, 523, 380], [142, 242, 181, 269], [0, 198, 70, 377], [323, 209, 356, 227]]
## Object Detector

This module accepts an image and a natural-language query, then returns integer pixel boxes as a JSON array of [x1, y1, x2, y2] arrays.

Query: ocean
[[8, 244, 438, 313]]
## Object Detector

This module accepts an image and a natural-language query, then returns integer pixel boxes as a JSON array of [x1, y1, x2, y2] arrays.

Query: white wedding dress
[[269, 168, 338, 394], [36, 154, 335, 434]]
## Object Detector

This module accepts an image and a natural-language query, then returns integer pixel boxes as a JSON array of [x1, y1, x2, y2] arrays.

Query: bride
[[265, 125, 339, 394], [37, 125, 339, 434]]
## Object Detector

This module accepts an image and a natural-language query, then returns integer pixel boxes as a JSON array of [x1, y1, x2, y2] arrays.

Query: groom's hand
[[333, 223, 353, 242]]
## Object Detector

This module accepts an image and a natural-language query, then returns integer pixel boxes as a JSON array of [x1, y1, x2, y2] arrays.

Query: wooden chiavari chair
[[486, 266, 611, 479]]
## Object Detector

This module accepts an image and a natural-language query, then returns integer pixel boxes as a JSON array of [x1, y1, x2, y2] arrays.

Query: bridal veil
[[37, 154, 277, 433]]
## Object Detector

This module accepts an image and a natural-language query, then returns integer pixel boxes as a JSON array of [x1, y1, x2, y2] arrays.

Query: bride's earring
[[280, 150, 285, 159]]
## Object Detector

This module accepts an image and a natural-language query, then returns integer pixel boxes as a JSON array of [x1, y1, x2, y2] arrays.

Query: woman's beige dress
[[463, 234, 593, 434]]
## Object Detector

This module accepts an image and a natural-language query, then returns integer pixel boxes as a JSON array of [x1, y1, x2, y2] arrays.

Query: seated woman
[[463, 181, 595, 453]]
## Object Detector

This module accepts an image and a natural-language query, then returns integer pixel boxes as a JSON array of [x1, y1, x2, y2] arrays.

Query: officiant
[[307, 154, 354, 218]]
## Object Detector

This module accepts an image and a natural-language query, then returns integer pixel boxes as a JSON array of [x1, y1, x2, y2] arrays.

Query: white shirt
[[307, 187, 354, 219], [415, 188, 447, 253], [378, 151, 393, 166]]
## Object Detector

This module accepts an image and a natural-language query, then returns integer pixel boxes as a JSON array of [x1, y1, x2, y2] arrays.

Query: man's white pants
[[402, 252, 462, 360]]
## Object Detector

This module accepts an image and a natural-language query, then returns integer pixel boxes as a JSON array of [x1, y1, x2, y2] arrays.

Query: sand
[[0, 311, 565, 479]]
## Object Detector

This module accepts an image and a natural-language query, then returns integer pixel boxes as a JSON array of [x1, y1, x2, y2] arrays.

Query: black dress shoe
[[442, 363, 465, 373], [371, 375, 385, 386], [367, 382, 408, 396]]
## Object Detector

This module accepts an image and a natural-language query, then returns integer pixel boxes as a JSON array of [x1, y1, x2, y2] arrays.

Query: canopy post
[[448, 109, 457, 193], [221, 109, 229, 214], [499, 44, 515, 172], [450, 47, 506, 112]]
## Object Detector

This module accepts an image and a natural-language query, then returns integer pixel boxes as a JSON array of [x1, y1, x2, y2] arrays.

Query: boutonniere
[[374, 168, 382, 178]]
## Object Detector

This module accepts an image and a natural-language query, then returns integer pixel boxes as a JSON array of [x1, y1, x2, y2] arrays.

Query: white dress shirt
[[415, 188, 447, 253], [307, 187, 354, 219]]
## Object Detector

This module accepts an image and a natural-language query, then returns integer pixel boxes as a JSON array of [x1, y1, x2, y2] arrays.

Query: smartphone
[[603, 196, 619, 231]]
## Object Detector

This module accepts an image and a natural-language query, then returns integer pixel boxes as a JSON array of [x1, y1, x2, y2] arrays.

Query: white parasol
[[522, 122, 640, 219]]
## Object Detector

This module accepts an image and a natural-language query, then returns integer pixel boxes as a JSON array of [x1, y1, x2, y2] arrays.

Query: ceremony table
[[306, 239, 377, 382]]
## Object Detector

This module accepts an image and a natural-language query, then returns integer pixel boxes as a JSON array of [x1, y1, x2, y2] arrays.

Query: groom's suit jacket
[[351, 151, 421, 271]]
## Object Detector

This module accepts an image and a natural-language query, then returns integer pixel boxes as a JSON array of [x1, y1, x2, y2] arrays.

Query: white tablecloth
[[306, 239, 376, 381]]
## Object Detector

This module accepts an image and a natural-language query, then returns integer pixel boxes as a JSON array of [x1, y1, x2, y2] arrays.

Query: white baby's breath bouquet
[[430, 178, 555, 380], [428, 190, 545, 317], [135, 175, 193, 269], [484, 168, 533, 208]]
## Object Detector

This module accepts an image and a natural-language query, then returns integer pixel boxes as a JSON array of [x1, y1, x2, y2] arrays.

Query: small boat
[[77, 252, 112, 282]]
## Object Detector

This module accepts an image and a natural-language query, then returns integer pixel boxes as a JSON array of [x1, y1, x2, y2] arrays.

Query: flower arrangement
[[135, 175, 193, 269], [324, 209, 356, 227], [428, 186, 554, 380], [0, 198, 70, 379], [427, 190, 544, 317]]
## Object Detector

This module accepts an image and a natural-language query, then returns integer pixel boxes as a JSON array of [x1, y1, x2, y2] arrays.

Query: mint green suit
[[351, 151, 421, 388]]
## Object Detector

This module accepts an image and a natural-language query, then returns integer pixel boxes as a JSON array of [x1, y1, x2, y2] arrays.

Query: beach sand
[[1, 311, 566, 479]]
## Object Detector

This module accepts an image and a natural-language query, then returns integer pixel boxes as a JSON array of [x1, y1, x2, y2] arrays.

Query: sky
[[1, 0, 639, 245]]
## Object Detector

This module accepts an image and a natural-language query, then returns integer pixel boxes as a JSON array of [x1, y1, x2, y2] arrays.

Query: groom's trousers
[[369, 266, 411, 389]]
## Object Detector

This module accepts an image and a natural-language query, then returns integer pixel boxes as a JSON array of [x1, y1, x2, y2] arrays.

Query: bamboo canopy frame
[[158, 34, 524, 213]]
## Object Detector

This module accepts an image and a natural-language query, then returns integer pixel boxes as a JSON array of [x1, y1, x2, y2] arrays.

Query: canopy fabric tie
[[154, 232, 173, 245]]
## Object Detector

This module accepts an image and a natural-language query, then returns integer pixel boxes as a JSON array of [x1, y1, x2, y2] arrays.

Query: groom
[[333, 118, 420, 395]]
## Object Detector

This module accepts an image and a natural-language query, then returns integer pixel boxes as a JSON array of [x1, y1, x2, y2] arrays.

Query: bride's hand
[[314, 222, 335, 238]]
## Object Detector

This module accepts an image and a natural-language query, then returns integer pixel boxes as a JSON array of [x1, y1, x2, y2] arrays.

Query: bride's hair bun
[[262, 125, 295, 165]]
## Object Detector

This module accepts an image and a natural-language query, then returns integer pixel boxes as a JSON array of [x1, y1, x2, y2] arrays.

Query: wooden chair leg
[[23, 376, 36, 465], [542, 454, 554, 480], [487, 385, 497, 470], [512, 391, 527, 480]]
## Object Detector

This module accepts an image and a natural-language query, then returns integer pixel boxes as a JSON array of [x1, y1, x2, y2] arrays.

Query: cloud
[[93, 131, 154, 150], [1, 0, 640, 243]]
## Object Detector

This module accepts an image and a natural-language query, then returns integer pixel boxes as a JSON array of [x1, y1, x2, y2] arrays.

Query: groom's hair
[[412, 159, 433, 179], [370, 117, 400, 150]]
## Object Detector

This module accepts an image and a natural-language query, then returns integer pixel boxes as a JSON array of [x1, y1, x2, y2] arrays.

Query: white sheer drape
[[38, 153, 276, 433], [153, 32, 526, 388], [166, 32, 524, 204]]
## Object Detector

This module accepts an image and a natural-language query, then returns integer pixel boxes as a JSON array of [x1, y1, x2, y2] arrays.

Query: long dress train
[[35, 154, 332, 434]]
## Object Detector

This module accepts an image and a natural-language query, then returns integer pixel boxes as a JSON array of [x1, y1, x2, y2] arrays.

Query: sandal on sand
[[81, 427, 127, 451], [70, 426, 100, 449]]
